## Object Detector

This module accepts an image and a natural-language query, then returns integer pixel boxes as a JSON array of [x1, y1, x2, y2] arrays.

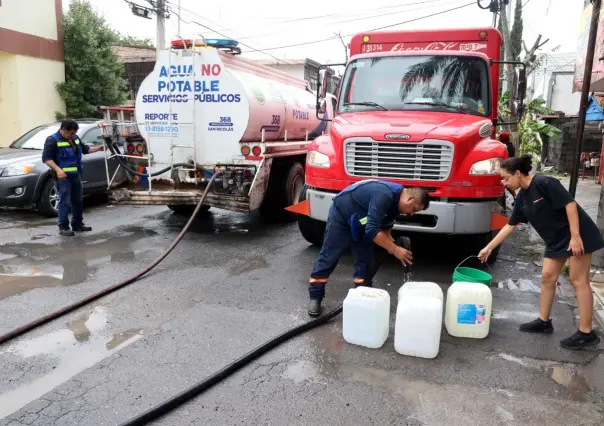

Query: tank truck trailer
[[100, 37, 337, 221]]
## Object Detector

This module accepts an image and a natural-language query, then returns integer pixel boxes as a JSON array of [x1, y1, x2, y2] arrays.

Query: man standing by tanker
[[42, 120, 105, 237], [307, 180, 430, 316]]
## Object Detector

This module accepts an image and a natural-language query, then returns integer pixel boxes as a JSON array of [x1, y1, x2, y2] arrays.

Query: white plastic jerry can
[[398, 281, 443, 302], [445, 282, 493, 339], [342, 287, 390, 349], [394, 293, 443, 359]]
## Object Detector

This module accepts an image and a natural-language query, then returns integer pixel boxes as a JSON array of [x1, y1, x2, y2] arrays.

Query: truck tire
[[297, 185, 326, 246], [37, 179, 59, 217], [167, 205, 210, 216], [470, 231, 500, 265], [283, 162, 305, 222], [259, 161, 305, 223]]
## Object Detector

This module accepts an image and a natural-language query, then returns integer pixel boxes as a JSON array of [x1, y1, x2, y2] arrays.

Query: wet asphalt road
[[0, 199, 603, 425]]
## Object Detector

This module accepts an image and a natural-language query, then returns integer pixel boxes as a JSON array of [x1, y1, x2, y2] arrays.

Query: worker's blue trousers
[[309, 205, 373, 300]]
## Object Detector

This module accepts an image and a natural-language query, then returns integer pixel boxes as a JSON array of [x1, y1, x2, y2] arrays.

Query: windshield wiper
[[343, 101, 389, 111], [404, 101, 468, 114]]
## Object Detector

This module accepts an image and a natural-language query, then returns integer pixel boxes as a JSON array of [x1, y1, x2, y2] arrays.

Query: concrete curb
[[591, 280, 604, 330]]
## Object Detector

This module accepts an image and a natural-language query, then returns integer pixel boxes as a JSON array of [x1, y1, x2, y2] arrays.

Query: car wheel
[[38, 179, 59, 217]]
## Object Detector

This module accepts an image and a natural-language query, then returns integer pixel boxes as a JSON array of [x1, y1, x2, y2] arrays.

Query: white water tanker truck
[[101, 38, 335, 219]]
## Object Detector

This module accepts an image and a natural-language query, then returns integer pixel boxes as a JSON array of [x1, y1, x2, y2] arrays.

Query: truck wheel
[[283, 162, 305, 222], [168, 205, 210, 216], [470, 231, 500, 265], [259, 161, 305, 223], [37, 179, 59, 217], [297, 185, 326, 246]]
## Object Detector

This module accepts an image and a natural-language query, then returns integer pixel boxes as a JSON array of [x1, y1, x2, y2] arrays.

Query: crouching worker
[[307, 180, 430, 317]]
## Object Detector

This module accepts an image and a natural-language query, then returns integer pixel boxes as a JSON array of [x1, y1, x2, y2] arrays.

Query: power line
[[226, 0, 443, 22], [196, 0, 444, 34], [166, 6, 298, 66], [240, 1, 476, 53], [164, 0, 282, 57], [233, 0, 463, 41]]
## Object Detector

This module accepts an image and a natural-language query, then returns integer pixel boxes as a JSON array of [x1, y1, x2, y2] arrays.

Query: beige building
[[0, 0, 65, 147]]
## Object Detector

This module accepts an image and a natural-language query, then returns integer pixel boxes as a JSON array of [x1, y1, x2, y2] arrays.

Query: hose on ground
[[119, 237, 411, 425], [119, 305, 343, 426], [0, 172, 222, 346]]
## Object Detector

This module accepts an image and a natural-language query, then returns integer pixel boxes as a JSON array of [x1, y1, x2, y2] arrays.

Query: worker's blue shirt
[[332, 180, 403, 241], [42, 133, 90, 165]]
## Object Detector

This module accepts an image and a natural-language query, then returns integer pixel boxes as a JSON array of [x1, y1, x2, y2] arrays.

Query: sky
[[66, 0, 582, 65]]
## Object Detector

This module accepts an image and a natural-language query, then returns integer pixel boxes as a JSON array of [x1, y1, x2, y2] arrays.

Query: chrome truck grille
[[344, 138, 454, 181]]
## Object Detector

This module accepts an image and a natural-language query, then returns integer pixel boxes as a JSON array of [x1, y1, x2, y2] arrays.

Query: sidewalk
[[560, 176, 604, 329]]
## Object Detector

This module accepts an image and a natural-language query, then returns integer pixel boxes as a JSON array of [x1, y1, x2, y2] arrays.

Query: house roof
[[112, 45, 156, 63]]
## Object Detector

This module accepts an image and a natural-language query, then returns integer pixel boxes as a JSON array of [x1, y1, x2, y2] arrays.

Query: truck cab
[[297, 28, 526, 263]]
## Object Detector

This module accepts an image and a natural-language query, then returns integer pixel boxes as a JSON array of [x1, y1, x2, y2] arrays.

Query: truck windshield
[[339, 55, 490, 116]]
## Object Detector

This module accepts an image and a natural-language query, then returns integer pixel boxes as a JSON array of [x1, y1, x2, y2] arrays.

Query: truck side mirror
[[315, 63, 346, 122], [509, 67, 527, 119], [320, 69, 328, 98]]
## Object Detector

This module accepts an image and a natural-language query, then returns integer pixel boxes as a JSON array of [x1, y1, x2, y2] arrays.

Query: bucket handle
[[455, 255, 493, 275]]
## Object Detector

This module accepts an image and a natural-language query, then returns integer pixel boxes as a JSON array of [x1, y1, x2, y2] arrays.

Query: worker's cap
[[499, 131, 510, 141]]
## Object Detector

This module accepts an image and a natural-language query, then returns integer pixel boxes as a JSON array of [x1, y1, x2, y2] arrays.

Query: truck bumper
[[109, 185, 251, 213], [306, 188, 496, 235]]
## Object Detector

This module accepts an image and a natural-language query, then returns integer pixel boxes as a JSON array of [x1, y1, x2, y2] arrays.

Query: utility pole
[[477, 0, 503, 28], [177, 0, 181, 34], [491, 0, 499, 27], [569, 0, 601, 198], [334, 32, 348, 62], [156, 0, 166, 55]]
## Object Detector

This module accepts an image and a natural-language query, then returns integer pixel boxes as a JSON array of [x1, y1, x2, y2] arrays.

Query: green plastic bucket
[[452, 256, 492, 286]]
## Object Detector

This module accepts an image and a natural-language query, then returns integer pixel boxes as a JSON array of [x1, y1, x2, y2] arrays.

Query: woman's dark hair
[[501, 153, 532, 175]]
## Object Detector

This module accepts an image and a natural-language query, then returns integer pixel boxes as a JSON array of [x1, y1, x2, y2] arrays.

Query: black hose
[[119, 305, 343, 426], [120, 236, 412, 426], [0, 172, 221, 346]]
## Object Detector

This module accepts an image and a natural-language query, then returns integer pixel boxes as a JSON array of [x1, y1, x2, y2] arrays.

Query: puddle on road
[[229, 256, 269, 276], [0, 226, 164, 300], [497, 353, 593, 401], [0, 306, 143, 419], [341, 365, 437, 407], [282, 360, 321, 384]]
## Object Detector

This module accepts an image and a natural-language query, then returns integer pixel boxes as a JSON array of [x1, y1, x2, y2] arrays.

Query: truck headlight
[[1, 164, 35, 177], [469, 158, 502, 175], [307, 150, 330, 168]]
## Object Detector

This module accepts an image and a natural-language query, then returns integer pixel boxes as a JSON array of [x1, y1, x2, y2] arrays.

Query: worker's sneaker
[[519, 318, 554, 334], [308, 299, 322, 317], [560, 330, 600, 350], [59, 228, 75, 237], [72, 224, 92, 232]]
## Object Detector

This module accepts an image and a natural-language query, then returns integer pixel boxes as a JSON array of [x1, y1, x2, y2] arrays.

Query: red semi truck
[[297, 28, 526, 263]]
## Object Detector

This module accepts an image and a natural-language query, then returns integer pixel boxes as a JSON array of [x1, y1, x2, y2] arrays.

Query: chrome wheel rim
[[49, 185, 58, 211]]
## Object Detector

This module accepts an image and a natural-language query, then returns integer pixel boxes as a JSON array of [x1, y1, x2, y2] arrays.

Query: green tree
[[56, 0, 127, 119], [498, 91, 561, 156], [510, 0, 523, 61], [118, 34, 154, 48]]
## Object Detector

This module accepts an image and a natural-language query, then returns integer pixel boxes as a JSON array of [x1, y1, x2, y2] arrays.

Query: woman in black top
[[479, 154, 603, 350]]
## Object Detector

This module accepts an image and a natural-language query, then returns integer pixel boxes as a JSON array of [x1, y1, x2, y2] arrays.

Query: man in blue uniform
[[307, 180, 430, 316], [42, 120, 105, 236]]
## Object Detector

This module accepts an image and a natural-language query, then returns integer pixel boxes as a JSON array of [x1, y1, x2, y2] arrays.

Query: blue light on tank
[[205, 39, 239, 48]]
